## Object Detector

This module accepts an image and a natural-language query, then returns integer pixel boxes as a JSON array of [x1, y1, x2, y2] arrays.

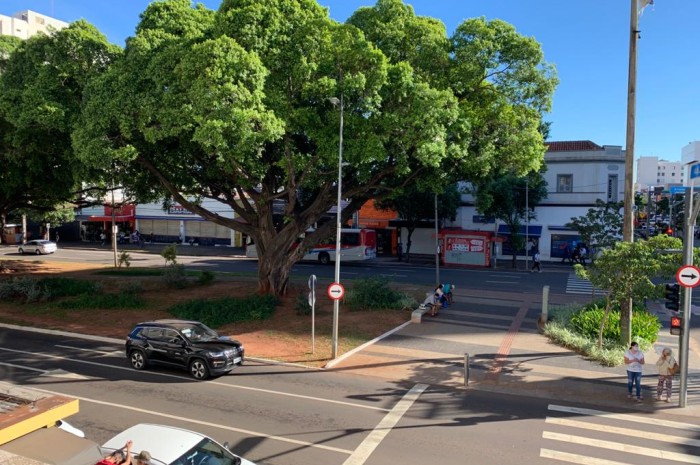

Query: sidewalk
[[328, 287, 700, 418]]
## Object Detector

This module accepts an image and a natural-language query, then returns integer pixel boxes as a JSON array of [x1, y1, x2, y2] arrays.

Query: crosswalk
[[541, 404, 700, 464], [566, 273, 607, 296]]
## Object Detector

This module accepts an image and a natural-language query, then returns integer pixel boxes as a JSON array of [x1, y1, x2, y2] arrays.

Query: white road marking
[[0, 346, 390, 412], [546, 417, 700, 447], [342, 383, 427, 465], [540, 448, 634, 465], [543, 431, 700, 463], [379, 273, 408, 278], [16, 383, 352, 455], [548, 404, 700, 432], [485, 280, 520, 284], [0, 361, 90, 379]]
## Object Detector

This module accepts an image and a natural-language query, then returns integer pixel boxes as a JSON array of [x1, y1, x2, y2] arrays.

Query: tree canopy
[[69, 0, 557, 295], [0, 22, 119, 240]]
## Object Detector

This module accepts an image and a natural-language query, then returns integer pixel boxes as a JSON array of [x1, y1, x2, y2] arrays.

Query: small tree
[[567, 200, 623, 256], [474, 170, 548, 268], [575, 234, 681, 347], [375, 184, 460, 262]]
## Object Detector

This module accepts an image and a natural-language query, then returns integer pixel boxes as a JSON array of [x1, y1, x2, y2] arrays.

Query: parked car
[[18, 239, 57, 255], [125, 319, 244, 380], [102, 423, 257, 465]]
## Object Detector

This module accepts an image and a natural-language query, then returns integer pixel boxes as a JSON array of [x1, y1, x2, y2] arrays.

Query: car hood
[[191, 338, 242, 350]]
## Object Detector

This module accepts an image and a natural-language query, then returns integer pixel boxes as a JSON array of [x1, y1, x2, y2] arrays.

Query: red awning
[[86, 215, 134, 222]]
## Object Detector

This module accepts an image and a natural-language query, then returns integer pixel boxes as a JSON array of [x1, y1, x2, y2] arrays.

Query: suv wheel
[[35, 249, 41, 255], [18, 248, 24, 255], [318, 252, 331, 265], [189, 358, 210, 380], [129, 349, 148, 370]]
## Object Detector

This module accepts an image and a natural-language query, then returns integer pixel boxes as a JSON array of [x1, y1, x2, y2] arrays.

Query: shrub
[[169, 294, 279, 328], [120, 281, 143, 294], [0, 277, 99, 302], [118, 251, 131, 268], [163, 263, 188, 289], [295, 292, 312, 316], [344, 277, 418, 311], [569, 299, 659, 345], [197, 271, 216, 286], [161, 244, 178, 265], [58, 291, 144, 310]]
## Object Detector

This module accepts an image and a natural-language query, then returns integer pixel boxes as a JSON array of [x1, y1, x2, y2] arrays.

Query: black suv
[[126, 319, 245, 380]]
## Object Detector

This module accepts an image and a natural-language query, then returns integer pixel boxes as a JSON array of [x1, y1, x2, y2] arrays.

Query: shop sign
[[168, 205, 195, 215]]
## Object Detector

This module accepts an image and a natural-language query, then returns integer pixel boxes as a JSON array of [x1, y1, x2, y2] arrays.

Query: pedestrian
[[441, 283, 455, 304], [624, 341, 645, 402], [562, 244, 573, 264], [655, 347, 678, 402], [579, 244, 588, 266], [134, 451, 151, 465], [434, 284, 447, 308], [100, 231, 106, 246], [96, 440, 132, 465], [55, 232, 59, 244], [421, 291, 440, 317], [531, 249, 541, 272]]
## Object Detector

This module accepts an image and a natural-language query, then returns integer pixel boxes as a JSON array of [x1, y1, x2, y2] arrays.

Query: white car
[[18, 239, 57, 255], [102, 424, 256, 465]]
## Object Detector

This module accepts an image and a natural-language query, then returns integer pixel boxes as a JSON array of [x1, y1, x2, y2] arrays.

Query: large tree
[[566, 200, 624, 256], [75, 0, 557, 295], [0, 22, 119, 241]]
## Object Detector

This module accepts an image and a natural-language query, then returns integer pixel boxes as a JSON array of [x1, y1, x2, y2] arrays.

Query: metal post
[[111, 188, 117, 267], [525, 179, 529, 270], [679, 184, 695, 407], [540, 285, 550, 327], [331, 95, 344, 360], [464, 353, 469, 387], [435, 193, 440, 285], [309, 274, 316, 354]]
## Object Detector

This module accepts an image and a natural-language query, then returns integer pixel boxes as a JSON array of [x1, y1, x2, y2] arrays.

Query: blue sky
[[2, 0, 698, 161]]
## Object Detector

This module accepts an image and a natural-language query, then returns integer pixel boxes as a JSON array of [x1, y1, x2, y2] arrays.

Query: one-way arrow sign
[[676, 265, 700, 288]]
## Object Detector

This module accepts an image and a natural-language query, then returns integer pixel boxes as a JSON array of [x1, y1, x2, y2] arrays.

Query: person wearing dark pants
[[531, 250, 541, 273]]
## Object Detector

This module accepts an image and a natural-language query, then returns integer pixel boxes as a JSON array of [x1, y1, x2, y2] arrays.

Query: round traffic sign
[[327, 282, 345, 300], [676, 265, 700, 288]]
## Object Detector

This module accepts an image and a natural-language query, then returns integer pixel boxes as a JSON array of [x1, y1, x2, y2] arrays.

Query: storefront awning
[[84, 215, 134, 222], [497, 225, 542, 236]]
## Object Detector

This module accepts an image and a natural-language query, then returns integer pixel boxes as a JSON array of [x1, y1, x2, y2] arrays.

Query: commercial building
[[636, 156, 685, 191], [0, 10, 68, 39]]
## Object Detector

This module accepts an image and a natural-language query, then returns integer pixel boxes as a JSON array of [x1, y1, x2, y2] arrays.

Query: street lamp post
[[330, 95, 344, 359]]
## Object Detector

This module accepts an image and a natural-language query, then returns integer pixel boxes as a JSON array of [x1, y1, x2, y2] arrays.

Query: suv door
[[161, 328, 188, 367]]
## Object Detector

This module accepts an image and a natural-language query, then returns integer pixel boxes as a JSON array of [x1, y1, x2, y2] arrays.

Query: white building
[[681, 141, 700, 184], [636, 156, 685, 191], [0, 10, 68, 39], [447, 140, 625, 261]]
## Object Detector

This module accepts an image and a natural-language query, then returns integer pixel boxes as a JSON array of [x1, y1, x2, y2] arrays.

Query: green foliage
[[74, 0, 556, 296], [295, 292, 312, 316], [57, 291, 144, 310], [196, 271, 216, 285], [118, 250, 132, 268], [119, 281, 143, 294], [169, 294, 279, 328], [545, 300, 660, 366], [163, 263, 188, 289], [566, 200, 623, 252], [161, 245, 178, 265], [345, 276, 418, 311], [0, 277, 100, 302]]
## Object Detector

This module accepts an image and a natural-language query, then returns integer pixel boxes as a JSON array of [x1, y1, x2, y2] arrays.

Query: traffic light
[[670, 315, 682, 336], [664, 283, 681, 311]]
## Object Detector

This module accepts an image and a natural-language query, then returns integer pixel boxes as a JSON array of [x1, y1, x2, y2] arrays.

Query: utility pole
[[622, 0, 638, 244]]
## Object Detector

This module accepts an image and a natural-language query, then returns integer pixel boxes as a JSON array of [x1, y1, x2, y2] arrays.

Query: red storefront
[[441, 230, 493, 267]]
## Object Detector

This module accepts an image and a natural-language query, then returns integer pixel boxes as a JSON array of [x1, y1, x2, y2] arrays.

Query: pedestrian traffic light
[[670, 315, 682, 336], [664, 283, 681, 311]]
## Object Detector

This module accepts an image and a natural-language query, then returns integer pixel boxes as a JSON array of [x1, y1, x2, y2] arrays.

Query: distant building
[[0, 10, 68, 40], [681, 141, 700, 184], [636, 156, 685, 191]]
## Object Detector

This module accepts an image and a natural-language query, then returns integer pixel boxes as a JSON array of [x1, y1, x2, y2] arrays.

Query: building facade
[[448, 140, 626, 261], [636, 155, 685, 191], [0, 10, 68, 39]]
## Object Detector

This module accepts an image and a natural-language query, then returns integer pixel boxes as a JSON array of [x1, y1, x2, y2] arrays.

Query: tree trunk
[[405, 227, 416, 263], [511, 253, 517, 268], [620, 297, 632, 346], [598, 297, 612, 350], [257, 252, 292, 295], [0, 214, 5, 245]]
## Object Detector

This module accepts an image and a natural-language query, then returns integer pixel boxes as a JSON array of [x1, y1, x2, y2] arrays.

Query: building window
[[607, 174, 618, 202], [557, 174, 573, 193]]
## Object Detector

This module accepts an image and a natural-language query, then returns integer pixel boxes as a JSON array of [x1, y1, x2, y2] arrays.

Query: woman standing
[[655, 347, 677, 402], [624, 342, 645, 402]]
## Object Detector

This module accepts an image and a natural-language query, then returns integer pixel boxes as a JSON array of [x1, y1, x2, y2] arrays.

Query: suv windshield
[[172, 438, 240, 465], [175, 323, 219, 342]]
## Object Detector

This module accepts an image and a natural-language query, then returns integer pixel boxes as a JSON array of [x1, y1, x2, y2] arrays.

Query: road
[[3, 326, 700, 465]]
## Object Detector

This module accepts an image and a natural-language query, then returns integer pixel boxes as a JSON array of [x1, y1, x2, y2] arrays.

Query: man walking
[[531, 249, 542, 273]]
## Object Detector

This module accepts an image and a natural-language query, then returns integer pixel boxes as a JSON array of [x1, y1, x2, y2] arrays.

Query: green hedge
[[169, 294, 279, 328], [569, 300, 660, 344]]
